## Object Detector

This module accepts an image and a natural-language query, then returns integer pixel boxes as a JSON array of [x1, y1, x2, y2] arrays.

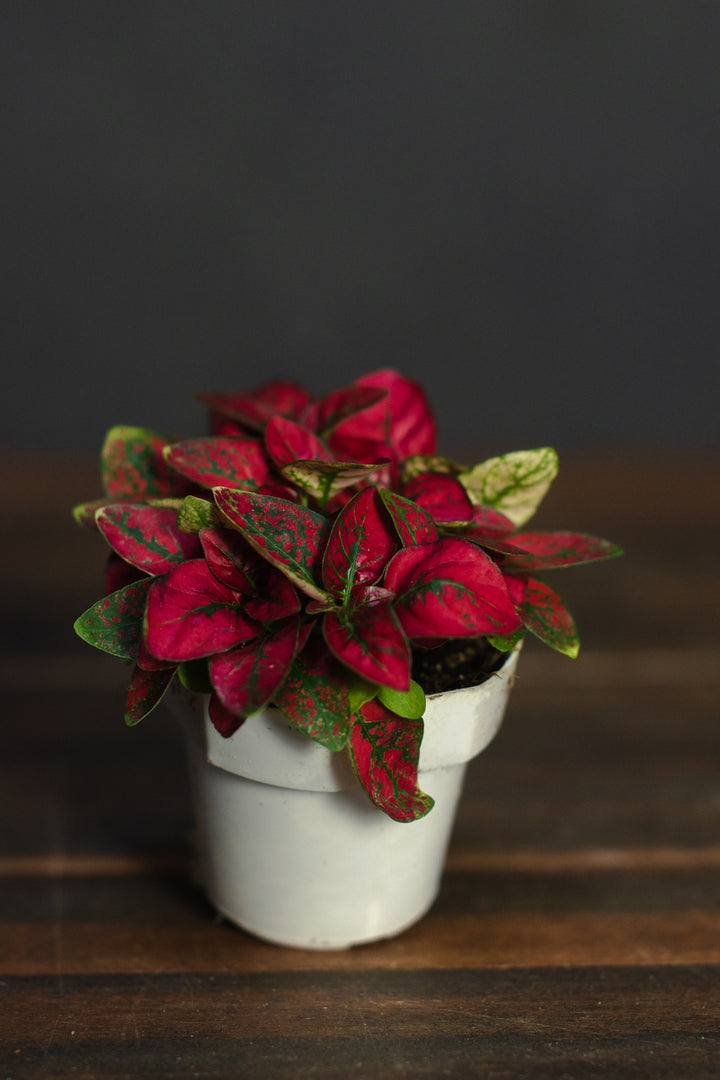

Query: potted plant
[[73, 369, 621, 948]]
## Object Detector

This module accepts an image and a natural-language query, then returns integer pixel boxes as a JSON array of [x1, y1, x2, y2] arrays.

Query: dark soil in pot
[[412, 637, 508, 694]]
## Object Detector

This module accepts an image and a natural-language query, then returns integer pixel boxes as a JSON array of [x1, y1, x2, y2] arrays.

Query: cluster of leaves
[[74, 369, 621, 821]]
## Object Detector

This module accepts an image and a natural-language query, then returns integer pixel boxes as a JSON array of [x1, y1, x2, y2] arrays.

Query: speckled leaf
[[274, 635, 353, 750], [281, 459, 385, 504], [176, 495, 221, 534], [379, 489, 438, 546], [145, 559, 258, 662], [101, 426, 184, 499], [213, 489, 330, 602], [504, 531, 624, 571], [459, 448, 559, 527], [264, 416, 333, 469], [74, 578, 152, 659], [323, 603, 411, 690], [210, 616, 300, 716], [124, 665, 175, 726], [349, 701, 434, 822], [96, 504, 201, 575], [385, 538, 521, 639], [520, 576, 580, 658], [322, 488, 397, 600], [403, 473, 473, 524], [330, 370, 437, 462], [200, 527, 301, 620], [165, 437, 270, 489], [197, 381, 313, 431]]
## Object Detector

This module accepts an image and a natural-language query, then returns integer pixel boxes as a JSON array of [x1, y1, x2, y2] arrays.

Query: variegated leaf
[[401, 454, 459, 482], [264, 416, 332, 469], [520, 576, 580, 658], [96, 504, 201, 575], [323, 603, 411, 690], [379, 489, 438, 547], [311, 384, 388, 436], [281, 459, 385, 505], [403, 473, 473, 524], [274, 635, 352, 751], [349, 701, 434, 822], [385, 538, 521, 639], [210, 616, 300, 716], [197, 381, 313, 431], [101, 426, 186, 499], [176, 495, 221, 533], [321, 488, 397, 600], [213, 488, 331, 602], [459, 447, 559, 526], [125, 665, 175, 726], [74, 578, 152, 659], [165, 437, 270, 489], [504, 531, 624, 571], [200, 526, 302, 620], [144, 559, 258, 662]]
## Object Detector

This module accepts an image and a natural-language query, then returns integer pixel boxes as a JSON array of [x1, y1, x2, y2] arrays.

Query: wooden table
[[2, 451, 719, 1078]]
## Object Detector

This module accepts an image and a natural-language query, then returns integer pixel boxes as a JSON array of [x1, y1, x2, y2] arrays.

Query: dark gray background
[[3, 2, 718, 452]]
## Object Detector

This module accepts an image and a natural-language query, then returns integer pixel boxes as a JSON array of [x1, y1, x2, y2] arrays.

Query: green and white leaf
[[459, 448, 559, 527]]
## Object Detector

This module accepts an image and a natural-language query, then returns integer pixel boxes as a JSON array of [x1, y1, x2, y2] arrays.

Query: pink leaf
[[403, 473, 473, 523], [97, 504, 201, 576], [210, 616, 300, 716], [197, 381, 313, 432], [264, 416, 333, 469], [329, 370, 437, 462], [165, 437, 270, 489], [200, 527, 301, 620], [505, 531, 624, 571], [321, 488, 398, 599], [274, 634, 352, 750], [520, 576, 580, 658], [125, 665, 175, 725], [323, 603, 410, 690], [213, 489, 330, 601], [145, 560, 259, 662], [378, 489, 438, 546], [385, 537, 521, 639], [349, 701, 434, 822]]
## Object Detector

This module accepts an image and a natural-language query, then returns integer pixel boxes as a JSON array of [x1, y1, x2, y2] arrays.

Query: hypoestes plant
[[74, 369, 621, 821]]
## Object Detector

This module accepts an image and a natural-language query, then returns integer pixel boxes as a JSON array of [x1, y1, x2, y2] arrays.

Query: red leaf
[[520, 576, 580, 657], [505, 531, 624, 571], [385, 538, 521, 639], [165, 437, 270, 489], [104, 552, 147, 594], [210, 616, 300, 716], [74, 578, 152, 660], [264, 416, 332, 469], [349, 700, 434, 822], [273, 634, 352, 750], [213, 489, 330, 601], [145, 560, 259, 662], [197, 381, 313, 432], [209, 693, 247, 737], [323, 603, 410, 690], [310, 384, 388, 436], [101, 426, 189, 499], [378, 489, 438, 546], [97, 504, 201, 576], [321, 488, 398, 599], [125, 665, 175, 725], [403, 473, 473, 523], [330, 370, 437, 462], [200, 527, 301, 621]]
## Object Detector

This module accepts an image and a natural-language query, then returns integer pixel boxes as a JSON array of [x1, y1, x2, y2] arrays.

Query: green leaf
[[459, 448, 559, 527], [177, 495, 221, 534], [377, 679, 426, 719], [400, 455, 459, 481], [125, 665, 175, 726], [487, 627, 526, 652], [74, 579, 152, 660]]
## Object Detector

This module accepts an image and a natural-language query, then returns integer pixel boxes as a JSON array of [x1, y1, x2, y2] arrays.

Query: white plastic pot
[[176, 647, 519, 950]]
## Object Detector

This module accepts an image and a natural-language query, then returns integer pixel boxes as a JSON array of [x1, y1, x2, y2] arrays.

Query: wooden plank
[[2, 967, 720, 1079]]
